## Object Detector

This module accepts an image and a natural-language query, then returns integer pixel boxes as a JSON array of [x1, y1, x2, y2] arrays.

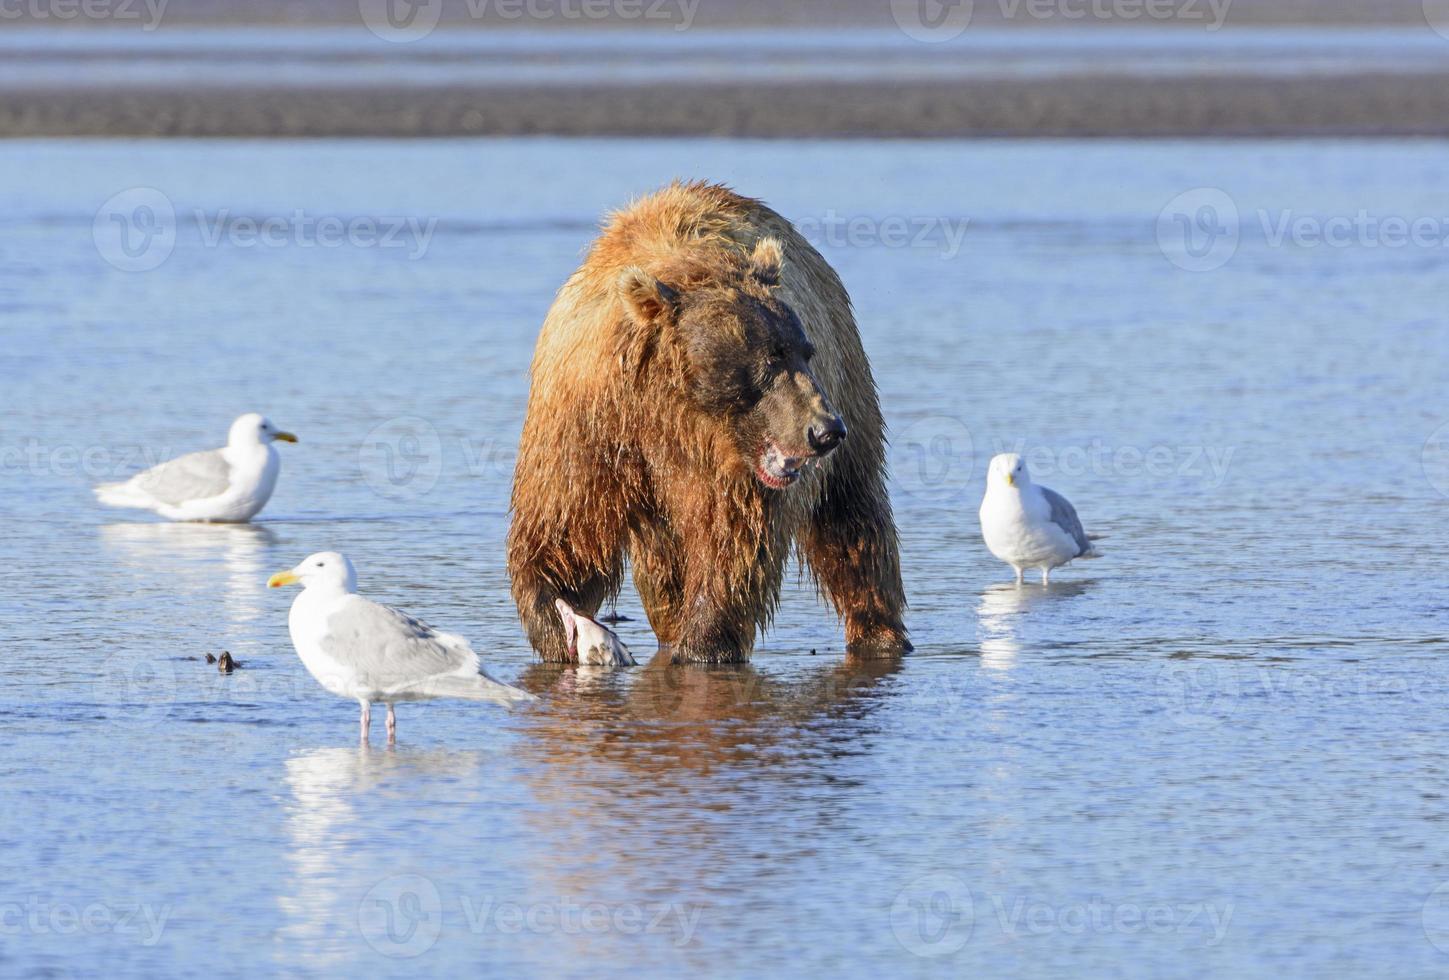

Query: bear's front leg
[[508, 495, 627, 664], [665, 502, 785, 665], [511, 559, 621, 664], [800, 452, 913, 659], [672, 594, 758, 665]]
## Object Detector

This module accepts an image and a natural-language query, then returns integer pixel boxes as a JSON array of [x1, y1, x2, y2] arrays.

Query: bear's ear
[[617, 267, 681, 326], [749, 237, 784, 287]]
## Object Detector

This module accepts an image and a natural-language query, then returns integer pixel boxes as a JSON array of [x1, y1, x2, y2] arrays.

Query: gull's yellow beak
[[268, 570, 300, 588], [274, 431, 298, 444], [1004, 472, 1015, 487]]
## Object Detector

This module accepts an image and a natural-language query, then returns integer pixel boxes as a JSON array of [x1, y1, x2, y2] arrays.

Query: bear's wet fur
[[508, 181, 909, 663]]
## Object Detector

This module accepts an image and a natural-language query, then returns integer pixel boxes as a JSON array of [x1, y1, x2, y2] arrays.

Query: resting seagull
[[268, 552, 534, 742], [979, 453, 1102, 586], [94, 412, 295, 522]]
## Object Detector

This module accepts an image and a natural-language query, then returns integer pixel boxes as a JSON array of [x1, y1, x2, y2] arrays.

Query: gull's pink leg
[[385, 704, 397, 745], [359, 700, 371, 742]]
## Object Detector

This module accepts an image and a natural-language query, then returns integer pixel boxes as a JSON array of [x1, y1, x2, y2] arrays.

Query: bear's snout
[[807, 415, 847, 456]]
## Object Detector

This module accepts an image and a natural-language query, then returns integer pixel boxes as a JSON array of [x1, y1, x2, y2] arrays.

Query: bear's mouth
[[755, 441, 808, 490]]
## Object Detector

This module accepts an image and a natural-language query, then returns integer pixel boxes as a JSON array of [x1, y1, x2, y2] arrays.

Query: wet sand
[[6, 72, 1449, 139], [7, 0, 1433, 27], [5, 0, 1449, 139]]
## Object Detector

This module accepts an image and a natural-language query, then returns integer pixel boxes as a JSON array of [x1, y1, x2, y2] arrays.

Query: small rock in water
[[597, 611, 632, 624]]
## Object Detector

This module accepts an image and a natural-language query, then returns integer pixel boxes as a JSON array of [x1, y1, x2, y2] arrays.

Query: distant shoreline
[[6, 73, 1449, 139], [0, 0, 1437, 28], [7, 14, 1449, 140]]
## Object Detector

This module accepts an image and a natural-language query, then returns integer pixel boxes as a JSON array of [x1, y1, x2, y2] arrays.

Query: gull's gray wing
[[321, 595, 476, 690], [1040, 485, 1093, 557], [133, 448, 233, 505]]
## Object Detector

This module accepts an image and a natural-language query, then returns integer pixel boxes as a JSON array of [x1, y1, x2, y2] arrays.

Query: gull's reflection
[[100, 522, 279, 629], [276, 745, 489, 968], [977, 581, 1092, 671]]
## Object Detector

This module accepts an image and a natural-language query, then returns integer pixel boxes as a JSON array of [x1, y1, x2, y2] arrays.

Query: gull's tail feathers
[[418, 671, 538, 708], [94, 479, 152, 510]]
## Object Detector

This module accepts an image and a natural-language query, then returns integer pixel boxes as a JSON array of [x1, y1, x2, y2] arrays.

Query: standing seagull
[[980, 453, 1102, 586], [94, 412, 296, 522], [268, 552, 534, 743]]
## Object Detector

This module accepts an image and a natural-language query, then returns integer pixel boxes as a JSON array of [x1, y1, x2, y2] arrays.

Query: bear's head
[[616, 237, 846, 491]]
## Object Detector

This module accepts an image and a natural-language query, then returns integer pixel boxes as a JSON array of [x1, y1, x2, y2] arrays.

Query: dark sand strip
[[6, 75, 1449, 139]]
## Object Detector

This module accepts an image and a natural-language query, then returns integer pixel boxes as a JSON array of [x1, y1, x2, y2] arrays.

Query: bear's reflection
[[503, 653, 907, 934], [516, 653, 904, 769], [510, 653, 902, 837]]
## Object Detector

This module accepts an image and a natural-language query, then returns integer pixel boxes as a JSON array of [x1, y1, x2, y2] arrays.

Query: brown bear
[[508, 180, 909, 664]]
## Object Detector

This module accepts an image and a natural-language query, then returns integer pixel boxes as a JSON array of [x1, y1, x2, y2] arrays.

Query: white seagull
[[268, 552, 535, 742], [554, 599, 637, 666], [94, 412, 296, 522], [979, 453, 1103, 586]]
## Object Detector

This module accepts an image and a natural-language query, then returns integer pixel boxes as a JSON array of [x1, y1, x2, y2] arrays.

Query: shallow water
[[3, 138, 1449, 977]]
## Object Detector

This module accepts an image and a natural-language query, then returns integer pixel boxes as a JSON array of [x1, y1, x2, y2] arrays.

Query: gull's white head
[[989, 453, 1030, 489], [268, 551, 357, 593], [229, 412, 298, 448]]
